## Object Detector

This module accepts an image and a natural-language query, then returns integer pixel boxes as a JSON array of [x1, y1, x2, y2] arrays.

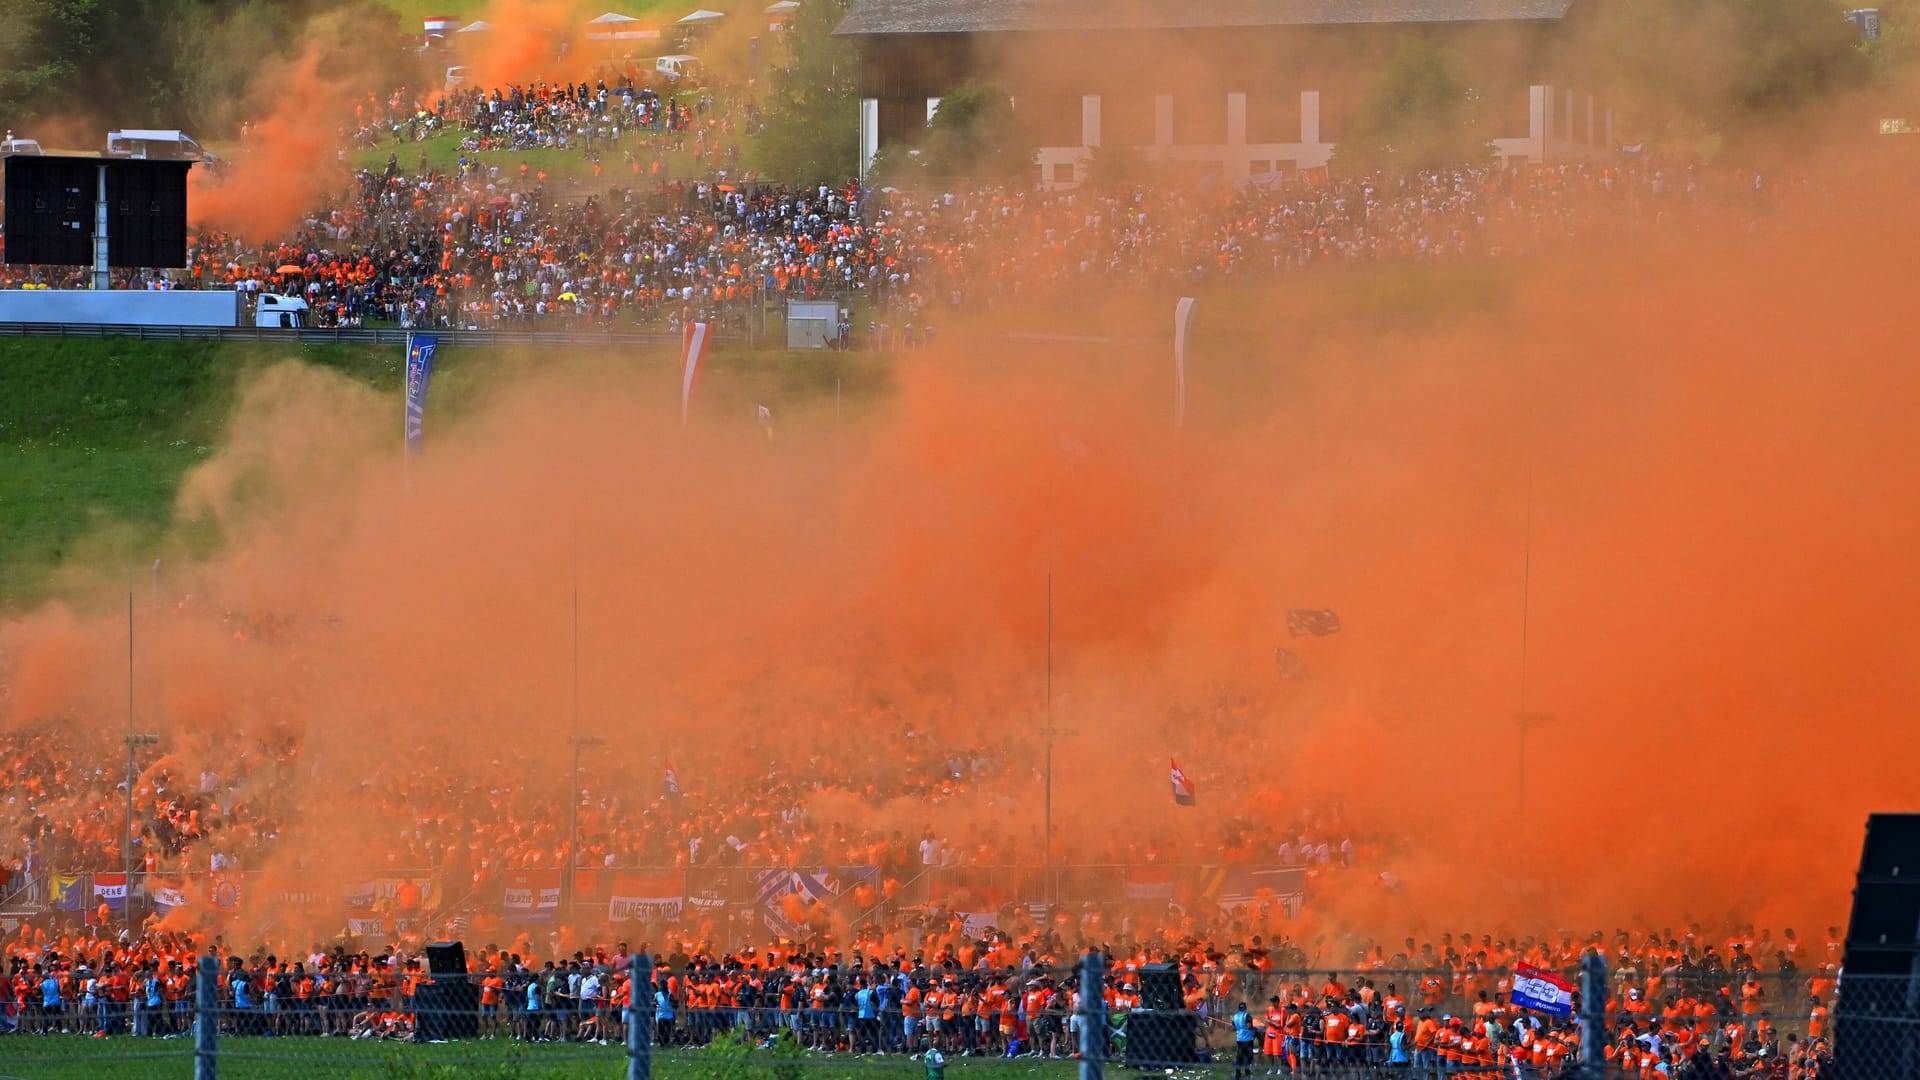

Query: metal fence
[[4, 959, 1910, 1078], [0, 322, 700, 349]]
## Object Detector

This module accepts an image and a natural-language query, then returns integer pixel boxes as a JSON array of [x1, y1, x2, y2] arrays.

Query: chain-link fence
[[1, 957, 1914, 1078]]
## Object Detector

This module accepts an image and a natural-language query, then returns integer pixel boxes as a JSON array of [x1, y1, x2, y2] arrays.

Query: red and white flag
[[1171, 759, 1195, 806], [680, 321, 711, 426]]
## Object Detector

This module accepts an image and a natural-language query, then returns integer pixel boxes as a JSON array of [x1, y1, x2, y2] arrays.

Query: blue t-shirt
[[42, 977, 61, 1008], [147, 980, 163, 1008], [232, 974, 252, 1009], [856, 988, 877, 1020], [1389, 1030, 1409, 1064], [526, 982, 542, 1011], [655, 988, 673, 1020], [1233, 1010, 1256, 1043]]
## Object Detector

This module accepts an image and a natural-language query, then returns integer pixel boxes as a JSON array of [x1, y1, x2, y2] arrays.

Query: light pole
[[566, 735, 606, 928], [125, 732, 158, 937], [1512, 712, 1553, 817]]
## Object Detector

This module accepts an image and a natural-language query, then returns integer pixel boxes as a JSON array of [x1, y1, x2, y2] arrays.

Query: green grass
[[0, 1035, 1086, 1079], [0, 337, 408, 607], [0, 336, 887, 612], [356, 130, 723, 189], [379, 0, 706, 31]]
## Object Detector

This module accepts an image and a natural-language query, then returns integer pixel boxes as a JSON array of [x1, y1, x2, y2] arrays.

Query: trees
[[1554, 0, 1870, 145], [1334, 38, 1494, 170], [750, 0, 860, 185], [916, 83, 1033, 183]]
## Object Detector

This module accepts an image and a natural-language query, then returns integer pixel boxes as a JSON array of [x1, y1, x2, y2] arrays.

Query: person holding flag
[[1171, 760, 1195, 806]]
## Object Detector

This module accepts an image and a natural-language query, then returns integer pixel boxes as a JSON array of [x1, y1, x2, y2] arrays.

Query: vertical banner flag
[[1512, 963, 1575, 1016], [680, 321, 710, 426], [50, 873, 84, 911], [1171, 760, 1196, 806], [94, 871, 128, 911], [1173, 297, 1198, 427], [404, 333, 439, 453]]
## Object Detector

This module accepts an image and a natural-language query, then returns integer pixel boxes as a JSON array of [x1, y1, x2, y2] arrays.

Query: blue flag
[[405, 334, 439, 452]]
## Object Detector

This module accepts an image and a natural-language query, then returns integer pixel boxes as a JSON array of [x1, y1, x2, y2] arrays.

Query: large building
[[835, 0, 1612, 187]]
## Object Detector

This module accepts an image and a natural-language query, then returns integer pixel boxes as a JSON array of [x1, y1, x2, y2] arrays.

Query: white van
[[0, 135, 43, 155], [654, 55, 700, 81], [255, 293, 309, 328], [105, 130, 219, 163]]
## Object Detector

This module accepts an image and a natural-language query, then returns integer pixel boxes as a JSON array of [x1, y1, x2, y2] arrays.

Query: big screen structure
[[3, 156, 190, 268]]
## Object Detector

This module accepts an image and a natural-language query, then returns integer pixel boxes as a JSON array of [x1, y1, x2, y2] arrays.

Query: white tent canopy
[[456, 19, 490, 32], [766, 1, 800, 11], [677, 8, 726, 23], [587, 10, 639, 22]]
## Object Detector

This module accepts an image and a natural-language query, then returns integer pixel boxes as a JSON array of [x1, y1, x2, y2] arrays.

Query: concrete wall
[[861, 85, 1616, 187]]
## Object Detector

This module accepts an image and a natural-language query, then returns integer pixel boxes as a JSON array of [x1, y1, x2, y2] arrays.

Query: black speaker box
[[1138, 962, 1182, 1012], [426, 940, 468, 976]]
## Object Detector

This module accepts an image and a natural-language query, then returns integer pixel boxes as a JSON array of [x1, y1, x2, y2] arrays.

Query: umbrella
[[276, 264, 304, 274], [559, 292, 579, 300], [489, 195, 510, 207]]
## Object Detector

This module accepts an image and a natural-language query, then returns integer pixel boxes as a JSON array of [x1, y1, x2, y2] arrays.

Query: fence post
[[1578, 951, 1608, 1078], [627, 951, 653, 1080], [1079, 950, 1105, 1080], [195, 954, 219, 1080]]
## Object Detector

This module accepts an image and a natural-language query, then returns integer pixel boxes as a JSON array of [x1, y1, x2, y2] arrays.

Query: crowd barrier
[[0, 322, 705, 349]]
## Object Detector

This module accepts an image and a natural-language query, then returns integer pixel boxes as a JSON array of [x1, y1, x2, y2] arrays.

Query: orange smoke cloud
[[190, 48, 356, 243], [6, 160, 1920, 953]]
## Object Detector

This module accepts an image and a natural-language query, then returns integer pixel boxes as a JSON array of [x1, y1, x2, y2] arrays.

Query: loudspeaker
[[1834, 814, 1920, 1080], [426, 941, 468, 977], [1138, 962, 1181, 1012], [1126, 1012, 1198, 1068]]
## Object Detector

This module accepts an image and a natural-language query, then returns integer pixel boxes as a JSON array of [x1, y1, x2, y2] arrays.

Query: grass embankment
[[0, 336, 885, 611], [352, 130, 720, 190], [0, 1036, 1090, 1080]]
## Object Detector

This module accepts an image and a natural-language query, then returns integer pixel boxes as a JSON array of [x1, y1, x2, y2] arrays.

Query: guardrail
[[0, 322, 711, 349]]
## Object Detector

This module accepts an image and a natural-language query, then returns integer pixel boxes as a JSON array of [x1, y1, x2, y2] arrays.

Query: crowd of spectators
[[0, 67, 1802, 340], [1, 919, 1844, 1077]]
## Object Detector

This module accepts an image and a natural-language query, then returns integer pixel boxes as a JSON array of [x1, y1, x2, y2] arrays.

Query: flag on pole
[[665, 763, 680, 797], [1170, 760, 1196, 806], [680, 321, 711, 426], [1286, 608, 1343, 637], [1173, 297, 1198, 427], [404, 333, 440, 453], [94, 871, 127, 911], [1511, 963, 1575, 1016], [50, 873, 84, 911], [756, 404, 773, 440]]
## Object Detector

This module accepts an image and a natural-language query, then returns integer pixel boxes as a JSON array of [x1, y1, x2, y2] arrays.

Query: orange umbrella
[[276, 264, 304, 274]]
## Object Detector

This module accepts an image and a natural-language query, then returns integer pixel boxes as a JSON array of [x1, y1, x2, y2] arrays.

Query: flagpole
[[1043, 569, 1053, 910], [402, 331, 414, 494]]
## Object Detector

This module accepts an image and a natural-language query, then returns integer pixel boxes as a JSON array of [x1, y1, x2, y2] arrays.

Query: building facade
[[836, 0, 1612, 187]]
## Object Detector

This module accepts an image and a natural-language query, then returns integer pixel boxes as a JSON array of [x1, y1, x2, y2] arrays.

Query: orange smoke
[[7, 160, 1920, 952], [190, 48, 355, 243]]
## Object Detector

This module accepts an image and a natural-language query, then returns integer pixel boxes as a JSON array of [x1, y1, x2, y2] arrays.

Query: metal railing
[[0, 322, 706, 348]]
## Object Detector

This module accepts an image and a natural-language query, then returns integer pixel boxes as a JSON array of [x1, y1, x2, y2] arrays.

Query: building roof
[[837, 0, 1576, 35]]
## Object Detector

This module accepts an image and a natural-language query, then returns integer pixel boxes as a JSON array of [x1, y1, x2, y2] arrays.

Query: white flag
[[1173, 297, 1198, 427]]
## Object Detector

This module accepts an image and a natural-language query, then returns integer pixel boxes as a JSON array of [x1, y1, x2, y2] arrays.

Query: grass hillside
[[0, 335, 886, 610]]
